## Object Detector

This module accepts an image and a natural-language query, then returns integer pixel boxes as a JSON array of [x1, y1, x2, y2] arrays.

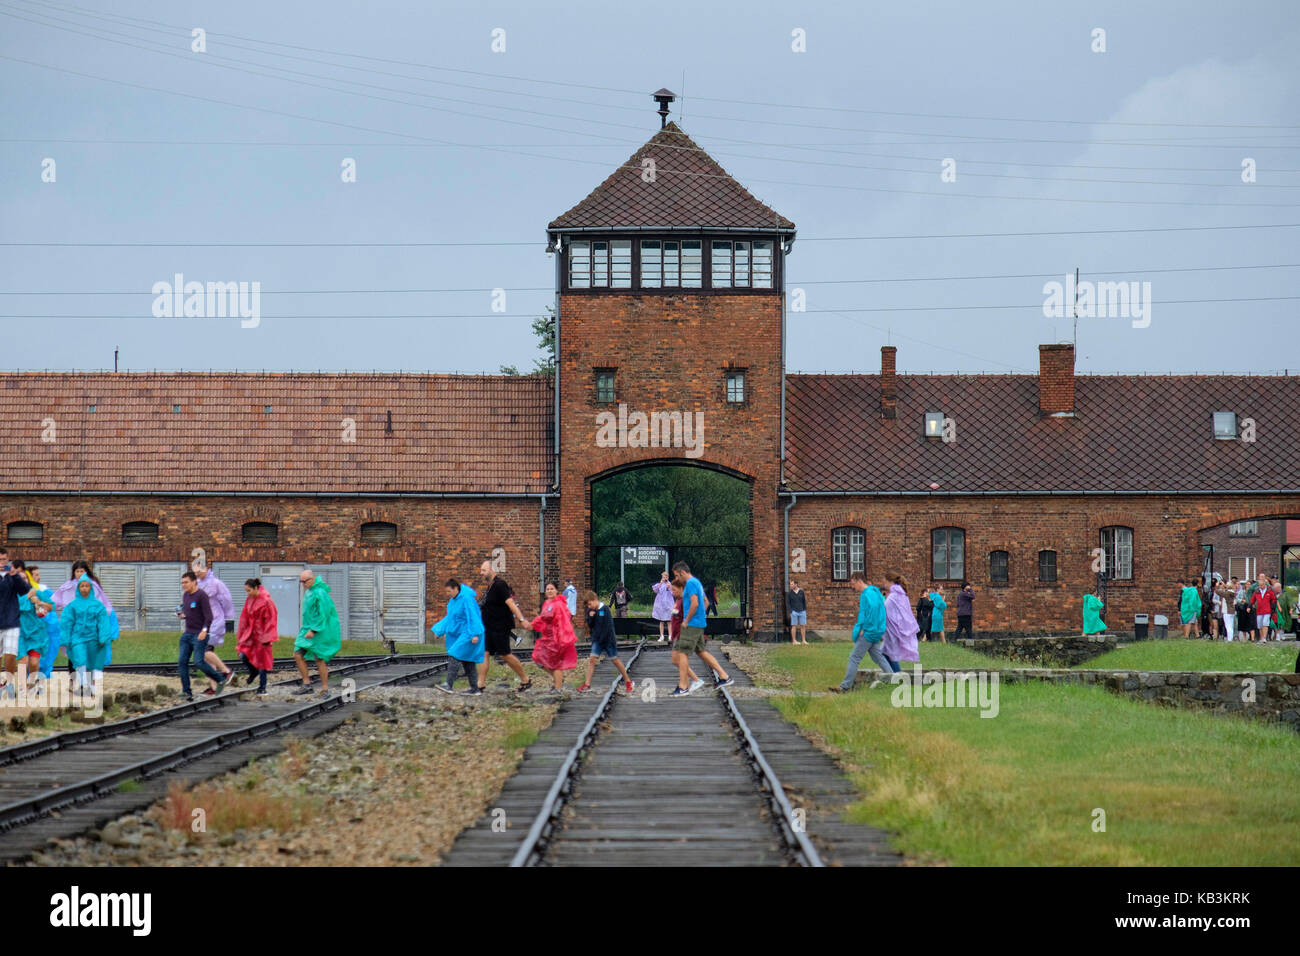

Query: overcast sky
[[1, 0, 1296, 376]]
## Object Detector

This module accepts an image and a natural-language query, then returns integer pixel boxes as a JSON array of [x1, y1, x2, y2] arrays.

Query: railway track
[[445, 644, 827, 867]]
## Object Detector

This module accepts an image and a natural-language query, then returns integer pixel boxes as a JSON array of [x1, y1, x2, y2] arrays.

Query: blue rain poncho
[[60, 574, 116, 670], [432, 583, 486, 664], [17, 584, 55, 658]]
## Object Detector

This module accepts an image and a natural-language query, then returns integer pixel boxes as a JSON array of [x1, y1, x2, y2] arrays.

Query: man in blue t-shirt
[[669, 561, 732, 697]]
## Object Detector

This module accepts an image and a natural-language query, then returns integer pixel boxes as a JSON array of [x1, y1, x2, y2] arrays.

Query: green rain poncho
[[1274, 586, 1297, 633], [295, 577, 342, 662], [1179, 586, 1201, 625], [1082, 593, 1106, 635]]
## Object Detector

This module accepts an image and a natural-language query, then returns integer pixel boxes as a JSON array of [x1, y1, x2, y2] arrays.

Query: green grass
[[762, 644, 1300, 865], [60, 631, 442, 667], [1077, 638, 1297, 673]]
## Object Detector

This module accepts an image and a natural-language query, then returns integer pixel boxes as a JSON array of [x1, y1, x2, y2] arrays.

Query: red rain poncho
[[530, 595, 577, 672], [237, 586, 279, 671]]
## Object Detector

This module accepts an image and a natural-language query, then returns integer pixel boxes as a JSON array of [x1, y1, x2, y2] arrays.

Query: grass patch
[[1078, 638, 1297, 673], [761, 646, 1300, 865], [116, 779, 142, 793], [500, 712, 539, 750], [153, 779, 315, 838], [766, 642, 1000, 693]]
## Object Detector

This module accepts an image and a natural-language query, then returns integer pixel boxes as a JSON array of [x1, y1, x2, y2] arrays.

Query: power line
[[14, 0, 1298, 133]]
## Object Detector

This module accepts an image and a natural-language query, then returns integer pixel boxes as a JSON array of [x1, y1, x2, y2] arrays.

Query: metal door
[[140, 564, 188, 630], [347, 565, 378, 641], [96, 564, 139, 630], [380, 564, 425, 643]]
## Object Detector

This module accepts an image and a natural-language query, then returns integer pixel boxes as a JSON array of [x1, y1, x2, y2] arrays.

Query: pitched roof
[[548, 122, 795, 233], [0, 373, 553, 495], [785, 373, 1300, 493]]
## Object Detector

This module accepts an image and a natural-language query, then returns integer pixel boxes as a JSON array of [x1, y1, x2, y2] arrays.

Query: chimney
[[880, 346, 897, 419], [1038, 343, 1075, 416]]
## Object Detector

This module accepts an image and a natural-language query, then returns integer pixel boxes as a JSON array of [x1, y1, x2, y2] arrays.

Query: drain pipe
[[782, 491, 798, 602], [539, 493, 548, 595]]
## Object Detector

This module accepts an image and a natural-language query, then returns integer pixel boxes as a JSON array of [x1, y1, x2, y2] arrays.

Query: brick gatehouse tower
[[547, 107, 795, 637]]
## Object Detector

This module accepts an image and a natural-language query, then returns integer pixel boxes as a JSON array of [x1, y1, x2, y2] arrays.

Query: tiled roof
[[548, 122, 795, 232], [786, 374, 1300, 493], [0, 373, 554, 495]]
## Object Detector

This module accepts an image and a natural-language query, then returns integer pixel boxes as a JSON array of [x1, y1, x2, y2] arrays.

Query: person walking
[[433, 577, 487, 695], [16, 564, 55, 699], [293, 570, 342, 696], [787, 580, 809, 645], [929, 585, 948, 644], [51, 560, 119, 666], [176, 570, 226, 701], [668, 579, 703, 687], [61, 573, 117, 704], [562, 579, 578, 618], [1178, 579, 1201, 639], [651, 571, 674, 642], [235, 579, 279, 695], [477, 560, 531, 691], [1082, 591, 1106, 635], [195, 564, 236, 689], [0, 548, 33, 700], [669, 562, 731, 697], [915, 589, 933, 643], [577, 591, 634, 694], [530, 583, 578, 695], [1250, 573, 1276, 643], [609, 581, 631, 619], [829, 571, 890, 693], [954, 581, 974, 640], [881, 573, 920, 672], [1235, 577, 1254, 641], [1220, 578, 1238, 641]]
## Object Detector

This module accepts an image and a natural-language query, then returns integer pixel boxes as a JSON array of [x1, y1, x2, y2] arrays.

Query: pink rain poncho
[[881, 583, 921, 663], [530, 595, 577, 672]]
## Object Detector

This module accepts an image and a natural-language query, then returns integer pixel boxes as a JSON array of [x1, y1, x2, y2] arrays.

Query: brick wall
[[0, 495, 549, 626], [784, 493, 1300, 633], [1200, 518, 1289, 580], [556, 291, 784, 634]]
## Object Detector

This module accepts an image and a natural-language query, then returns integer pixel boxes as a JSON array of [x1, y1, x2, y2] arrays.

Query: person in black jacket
[[915, 589, 934, 643], [0, 548, 33, 699], [955, 582, 974, 640], [787, 581, 808, 644]]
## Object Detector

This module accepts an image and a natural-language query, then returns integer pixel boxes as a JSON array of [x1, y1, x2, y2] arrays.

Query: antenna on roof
[[114, 346, 119, 373], [652, 88, 677, 129]]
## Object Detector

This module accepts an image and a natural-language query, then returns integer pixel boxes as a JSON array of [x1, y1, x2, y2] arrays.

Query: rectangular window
[[611, 239, 631, 288], [752, 240, 774, 288], [664, 241, 680, 285], [681, 241, 702, 288], [831, 527, 865, 581], [1038, 550, 1058, 583], [726, 371, 745, 404], [932, 528, 965, 580], [569, 240, 591, 288], [1229, 520, 1258, 536], [990, 551, 1009, 583], [1228, 556, 1256, 581], [712, 241, 733, 287], [734, 241, 750, 286], [640, 240, 662, 288], [1213, 411, 1237, 440], [591, 241, 609, 288], [595, 370, 615, 404], [1100, 527, 1133, 580]]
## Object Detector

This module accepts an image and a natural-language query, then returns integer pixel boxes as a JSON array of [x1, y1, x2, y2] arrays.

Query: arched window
[[931, 527, 965, 580], [831, 527, 865, 581], [6, 520, 43, 542], [360, 521, 398, 544], [242, 521, 278, 545], [122, 521, 159, 543], [989, 550, 1009, 584], [1099, 526, 1134, 580], [1038, 550, 1058, 583]]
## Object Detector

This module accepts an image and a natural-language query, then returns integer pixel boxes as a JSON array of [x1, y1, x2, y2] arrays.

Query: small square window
[[726, 371, 745, 404], [172, 404, 181, 413], [924, 411, 944, 439], [1213, 411, 1237, 440], [595, 370, 615, 404], [87, 404, 96, 413], [264, 405, 273, 413]]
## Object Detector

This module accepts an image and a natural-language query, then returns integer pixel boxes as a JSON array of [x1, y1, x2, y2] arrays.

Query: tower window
[[681, 241, 702, 288], [594, 369, 616, 404], [726, 371, 745, 404]]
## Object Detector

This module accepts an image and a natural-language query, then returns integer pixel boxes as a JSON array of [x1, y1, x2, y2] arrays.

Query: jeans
[[178, 631, 223, 697], [840, 637, 892, 691], [956, 615, 972, 639]]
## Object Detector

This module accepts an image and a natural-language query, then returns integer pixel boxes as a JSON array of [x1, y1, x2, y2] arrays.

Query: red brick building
[[3, 114, 1298, 638]]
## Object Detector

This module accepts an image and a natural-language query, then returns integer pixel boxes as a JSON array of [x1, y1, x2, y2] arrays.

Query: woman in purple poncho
[[650, 571, 675, 643], [881, 573, 921, 673]]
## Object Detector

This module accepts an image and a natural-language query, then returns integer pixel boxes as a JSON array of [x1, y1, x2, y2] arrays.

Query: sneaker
[[714, 675, 735, 688], [434, 683, 455, 694], [292, 684, 314, 696], [462, 686, 483, 696], [688, 678, 706, 693], [255, 688, 269, 697], [670, 686, 693, 697], [656, 636, 666, 643], [223, 672, 238, 687], [576, 683, 591, 693], [624, 680, 635, 693], [512, 633, 522, 647], [518, 679, 532, 692], [827, 686, 845, 694], [201, 687, 217, 696], [183, 693, 196, 702]]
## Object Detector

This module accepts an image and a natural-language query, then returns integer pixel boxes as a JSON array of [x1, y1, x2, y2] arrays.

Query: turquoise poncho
[[432, 583, 486, 663], [1179, 586, 1201, 625], [295, 577, 342, 662], [1082, 593, 1106, 635], [60, 575, 115, 669], [17, 585, 54, 658]]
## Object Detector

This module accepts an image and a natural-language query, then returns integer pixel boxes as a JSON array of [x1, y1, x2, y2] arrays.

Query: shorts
[[676, 626, 706, 654], [790, 611, 807, 626], [205, 630, 225, 649], [485, 629, 514, 657], [589, 634, 619, 660], [1256, 614, 1273, 630], [0, 627, 18, 656]]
